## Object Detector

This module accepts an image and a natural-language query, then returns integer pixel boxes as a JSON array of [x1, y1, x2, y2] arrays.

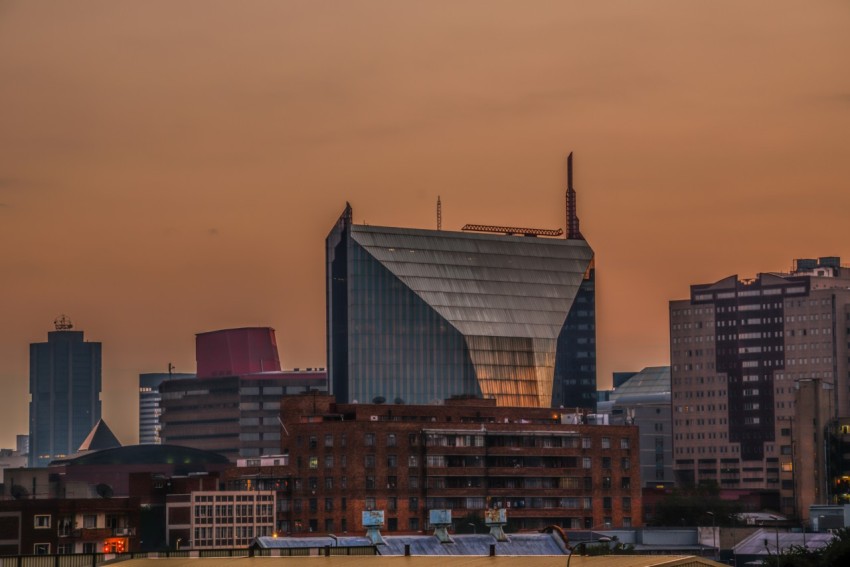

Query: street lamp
[[566, 536, 612, 567]]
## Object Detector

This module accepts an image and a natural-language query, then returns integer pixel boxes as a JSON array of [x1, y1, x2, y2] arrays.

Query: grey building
[[139, 372, 195, 444], [326, 199, 596, 409], [670, 256, 850, 517], [28, 316, 101, 467], [597, 367, 674, 488]]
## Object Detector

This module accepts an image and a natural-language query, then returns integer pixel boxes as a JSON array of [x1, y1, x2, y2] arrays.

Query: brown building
[[160, 371, 326, 462], [0, 498, 140, 555], [670, 256, 850, 519], [276, 394, 641, 535]]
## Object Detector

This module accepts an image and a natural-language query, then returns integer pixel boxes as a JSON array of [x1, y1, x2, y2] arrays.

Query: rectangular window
[[408, 455, 418, 467], [582, 437, 592, 449], [387, 455, 398, 468], [366, 497, 376, 510], [582, 457, 592, 469], [365, 454, 375, 468], [409, 497, 419, 511], [365, 433, 375, 446], [34, 515, 51, 529], [601, 437, 611, 449], [387, 434, 396, 447], [83, 515, 97, 529], [409, 476, 419, 489], [620, 438, 630, 449], [34, 544, 50, 555], [325, 455, 334, 468], [324, 434, 333, 448], [366, 476, 376, 489]]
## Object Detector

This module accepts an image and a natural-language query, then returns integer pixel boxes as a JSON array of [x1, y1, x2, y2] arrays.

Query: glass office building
[[29, 322, 102, 467], [327, 204, 596, 408]]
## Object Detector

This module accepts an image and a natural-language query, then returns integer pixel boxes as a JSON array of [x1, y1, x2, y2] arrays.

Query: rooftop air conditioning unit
[[370, 415, 379, 421]]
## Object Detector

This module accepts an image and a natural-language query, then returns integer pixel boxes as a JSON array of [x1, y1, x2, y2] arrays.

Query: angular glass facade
[[327, 205, 596, 408]]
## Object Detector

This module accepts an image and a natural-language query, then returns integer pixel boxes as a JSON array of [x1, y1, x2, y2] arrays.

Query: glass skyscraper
[[29, 318, 102, 467], [326, 204, 596, 408]]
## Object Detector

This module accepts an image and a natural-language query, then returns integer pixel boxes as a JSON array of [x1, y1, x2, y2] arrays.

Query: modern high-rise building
[[159, 327, 327, 461], [139, 372, 196, 445], [28, 316, 102, 467], [596, 367, 674, 489], [326, 156, 597, 409], [669, 257, 850, 517]]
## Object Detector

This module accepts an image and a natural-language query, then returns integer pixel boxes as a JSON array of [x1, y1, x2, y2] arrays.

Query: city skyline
[[1, 1, 849, 447]]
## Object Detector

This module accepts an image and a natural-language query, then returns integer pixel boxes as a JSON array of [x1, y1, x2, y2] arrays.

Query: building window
[[34, 515, 51, 529], [582, 457, 592, 469], [309, 498, 318, 513], [602, 457, 612, 469], [388, 497, 397, 511], [365, 433, 376, 446], [324, 434, 334, 447], [325, 498, 333, 512], [387, 455, 397, 468], [341, 497, 347, 511], [83, 515, 97, 529], [621, 457, 630, 470], [325, 519, 334, 532], [366, 497, 376, 510], [341, 476, 347, 489], [409, 518, 419, 531], [603, 497, 612, 510], [387, 476, 397, 489], [582, 437, 592, 449], [408, 433, 419, 446], [365, 454, 376, 468], [409, 476, 419, 489], [34, 544, 50, 555], [309, 436, 317, 449], [325, 477, 334, 490], [621, 438, 631, 449], [325, 455, 334, 468], [309, 456, 318, 469], [387, 434, 397, 447], [602, 476, 612, 490], [623, 497, 631, 511], [601, 437, 611, 449], [366, 476, 376, 489], [408, 455, 419, 467], [621, 477, 631, 490], [409, 497, 419, 511]]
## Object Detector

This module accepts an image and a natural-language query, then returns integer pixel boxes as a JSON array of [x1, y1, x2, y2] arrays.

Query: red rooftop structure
[[195, 327, 281, 378]]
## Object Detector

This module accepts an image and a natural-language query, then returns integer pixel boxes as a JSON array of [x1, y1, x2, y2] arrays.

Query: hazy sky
[[1, 1, 849, 448]]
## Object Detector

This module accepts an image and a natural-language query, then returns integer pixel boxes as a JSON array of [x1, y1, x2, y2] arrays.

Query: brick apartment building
[[275, 394, 641, 535]]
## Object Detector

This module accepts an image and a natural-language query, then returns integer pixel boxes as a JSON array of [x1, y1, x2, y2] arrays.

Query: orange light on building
[[103, 538, 127, 553]]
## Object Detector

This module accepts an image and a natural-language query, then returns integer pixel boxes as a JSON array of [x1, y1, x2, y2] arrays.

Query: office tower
[[159, 327, 327, 461], [669, 257, 850, 517], [596, 367, 674, 488], [28, 316, 102, 467], [326, 156, 596, 409], [139, 372, 195, 445]]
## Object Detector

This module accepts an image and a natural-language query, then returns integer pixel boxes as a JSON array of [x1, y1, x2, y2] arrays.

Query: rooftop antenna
[[566, 152, 583, 240], [54, 314, 73, 331], [437, 196, 442, 231]]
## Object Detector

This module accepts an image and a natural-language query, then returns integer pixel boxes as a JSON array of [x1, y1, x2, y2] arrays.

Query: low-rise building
[[278, 394, 641, 535]]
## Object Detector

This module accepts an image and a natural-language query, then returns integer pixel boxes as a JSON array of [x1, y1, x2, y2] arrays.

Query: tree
[[763, 527, 850, 567], [647, 482, 742, 527]]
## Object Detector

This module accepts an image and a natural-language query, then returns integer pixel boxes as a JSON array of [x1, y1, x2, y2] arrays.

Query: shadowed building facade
[[327, 200, 595, 409], [670, 257, 850, 518], [29, 317, 102, 467]]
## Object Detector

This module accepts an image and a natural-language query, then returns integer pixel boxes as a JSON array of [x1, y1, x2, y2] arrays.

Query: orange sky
[[1, 1, 849, 448]]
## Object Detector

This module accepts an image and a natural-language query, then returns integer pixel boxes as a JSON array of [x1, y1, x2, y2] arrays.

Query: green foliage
[[762, 527, 850, 567]]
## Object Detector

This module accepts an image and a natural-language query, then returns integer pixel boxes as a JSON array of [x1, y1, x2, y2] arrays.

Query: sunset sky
[[1, 1, 849, 448]]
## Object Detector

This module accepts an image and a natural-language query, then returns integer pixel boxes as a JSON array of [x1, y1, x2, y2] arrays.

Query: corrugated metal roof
[[377, 533, 566, 555], [116, 555, 727, 567], [733, 528, 834, 555]]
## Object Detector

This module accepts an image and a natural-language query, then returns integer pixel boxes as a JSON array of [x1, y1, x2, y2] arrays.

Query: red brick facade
[[271, 395, 641, 534]]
